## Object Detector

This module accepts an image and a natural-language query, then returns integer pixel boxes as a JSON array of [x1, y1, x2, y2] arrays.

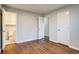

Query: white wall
[[46, 5, 79, 50], [69, 5, 79, 50], [17, 12, 38, 43], [4, 7, 39, 43]]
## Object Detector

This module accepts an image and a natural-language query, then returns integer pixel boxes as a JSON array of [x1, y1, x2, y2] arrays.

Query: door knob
[[58, 29, 60, 31]]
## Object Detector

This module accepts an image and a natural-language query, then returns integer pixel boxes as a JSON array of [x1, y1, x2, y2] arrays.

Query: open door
[[2, 8, 7, 50], [38, 16, 44, 39]]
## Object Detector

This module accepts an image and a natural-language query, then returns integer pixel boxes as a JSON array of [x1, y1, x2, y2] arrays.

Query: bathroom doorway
[[2, 9, 16, 49], [6, 11, 16, 45]]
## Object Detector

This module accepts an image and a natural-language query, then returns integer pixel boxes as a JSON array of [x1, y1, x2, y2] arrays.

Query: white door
[[57, 11, 70, 45], [38, 16, 44, 39], [2, 8, 7, 50]]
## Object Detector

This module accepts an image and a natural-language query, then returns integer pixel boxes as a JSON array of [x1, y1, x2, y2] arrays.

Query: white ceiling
[[5, 4, 67, 15]]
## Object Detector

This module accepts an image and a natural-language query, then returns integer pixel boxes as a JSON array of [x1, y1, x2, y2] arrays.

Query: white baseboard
[[50, 39, 79, 51], [50, 39, 58, 43], [16, 39, 38, 43], [69, 45, 79, 51]]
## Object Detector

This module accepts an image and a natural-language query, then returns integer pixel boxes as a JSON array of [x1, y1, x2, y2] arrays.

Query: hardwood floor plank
[[2, 39, 79, 54]]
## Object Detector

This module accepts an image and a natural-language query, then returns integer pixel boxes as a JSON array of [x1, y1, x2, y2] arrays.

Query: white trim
[[16, 39, 37, 43], [50, 39, 58, 43], [50, 39, 70, 46], [50, 39, 79, 51], [69, 45, 79, 51]]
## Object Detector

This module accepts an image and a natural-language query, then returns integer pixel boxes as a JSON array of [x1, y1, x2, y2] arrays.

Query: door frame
[[0, 10, 3, 53], [44, 16, 49, 41]]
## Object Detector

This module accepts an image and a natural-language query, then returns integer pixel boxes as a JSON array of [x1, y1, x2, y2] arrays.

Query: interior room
[[0, 4, 79, 54]]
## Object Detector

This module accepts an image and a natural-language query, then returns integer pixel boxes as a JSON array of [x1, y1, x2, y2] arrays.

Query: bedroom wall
[[16, 12, 38, 43], [69, 5, 79, 50], [45, 5, 79, 50]]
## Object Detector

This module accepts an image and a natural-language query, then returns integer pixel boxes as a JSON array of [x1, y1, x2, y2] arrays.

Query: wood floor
[[2, 39, 79, 54]]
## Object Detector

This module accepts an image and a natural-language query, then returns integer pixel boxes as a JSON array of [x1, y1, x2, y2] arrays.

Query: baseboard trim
[[50, 39, 58, 43], [6, 39, 42, 44], [69, 45, 79, 51], [16, 39, 39, 44], [50, 39, 79, 51]]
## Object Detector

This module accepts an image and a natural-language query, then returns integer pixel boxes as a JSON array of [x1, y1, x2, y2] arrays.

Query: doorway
[[2, 9, 16, 50], [38, 16, 44, 39], [38, 16, 49, 42], [5, 12, 16, 45], [44, 17, 49, 41], [0, 10, 2, 53]]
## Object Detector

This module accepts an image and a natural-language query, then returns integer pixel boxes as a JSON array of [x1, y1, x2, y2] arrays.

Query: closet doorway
[[44, 17, 49, 41]]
